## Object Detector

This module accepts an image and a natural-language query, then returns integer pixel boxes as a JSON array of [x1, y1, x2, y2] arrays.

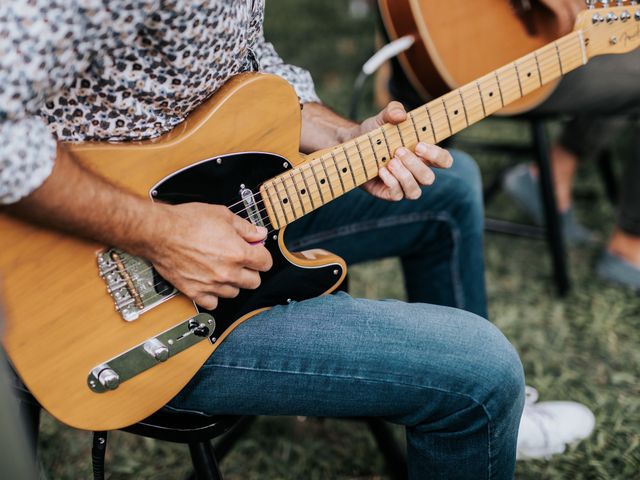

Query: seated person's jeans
[[170, 151, 525, 479]]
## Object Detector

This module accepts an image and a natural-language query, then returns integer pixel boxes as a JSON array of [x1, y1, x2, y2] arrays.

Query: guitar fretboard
[[261, 30, 587, 229]]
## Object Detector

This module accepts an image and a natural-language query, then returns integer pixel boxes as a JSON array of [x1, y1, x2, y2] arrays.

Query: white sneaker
[[516, 386, 595, 460]]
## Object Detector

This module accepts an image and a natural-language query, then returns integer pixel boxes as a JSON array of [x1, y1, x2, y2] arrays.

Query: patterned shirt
[[0, 0, 320, 204]]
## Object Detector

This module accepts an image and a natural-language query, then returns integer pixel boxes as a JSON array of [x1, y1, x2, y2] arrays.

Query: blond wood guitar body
[[379, 0, 566, 114], [1, 74, 346, 431]]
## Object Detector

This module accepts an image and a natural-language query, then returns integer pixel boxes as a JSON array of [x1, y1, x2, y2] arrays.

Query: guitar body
[[379, 0, 564, 114], [0, 73, 346, 431]]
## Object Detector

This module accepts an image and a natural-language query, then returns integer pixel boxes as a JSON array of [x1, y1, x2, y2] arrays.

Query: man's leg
[[285, 149, 487, 318], [170, 293, 524, 479]]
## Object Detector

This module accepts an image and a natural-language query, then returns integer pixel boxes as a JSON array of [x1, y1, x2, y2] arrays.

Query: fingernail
[[392, 108, 405, 117], [389, 158, 401, 170], [415, 143, 427, 155], [256, 226, 268, 236], [395, 147, 408, 158]]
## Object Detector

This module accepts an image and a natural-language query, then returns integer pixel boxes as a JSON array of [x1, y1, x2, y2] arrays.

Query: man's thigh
[[169, 292, 521, 421]]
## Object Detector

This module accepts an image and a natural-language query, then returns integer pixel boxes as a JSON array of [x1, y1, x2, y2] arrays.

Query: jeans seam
[[289, 211, 466, 309], [202, 362, 494, 421]]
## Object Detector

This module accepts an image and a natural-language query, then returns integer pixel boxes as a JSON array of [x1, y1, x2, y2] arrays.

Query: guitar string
[[114, 35, 589, 295]]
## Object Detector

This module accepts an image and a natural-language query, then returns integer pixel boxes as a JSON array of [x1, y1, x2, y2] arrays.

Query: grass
[[35, 1, 639, 478]]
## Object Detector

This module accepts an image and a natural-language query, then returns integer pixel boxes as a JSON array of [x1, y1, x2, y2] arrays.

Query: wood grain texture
[[0, 73, 341, 431], [379, 0, 562, 114]]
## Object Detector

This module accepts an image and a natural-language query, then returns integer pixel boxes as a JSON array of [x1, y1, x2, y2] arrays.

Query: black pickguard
[[152, 152, 344, 343]]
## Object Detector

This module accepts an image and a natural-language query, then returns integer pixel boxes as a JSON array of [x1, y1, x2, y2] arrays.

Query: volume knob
[[143, 338, 170, 362], [95, 365, 120, 390]]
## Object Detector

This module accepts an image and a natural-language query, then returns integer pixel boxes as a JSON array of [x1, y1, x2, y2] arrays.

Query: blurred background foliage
[[36, 1, 639, 478]]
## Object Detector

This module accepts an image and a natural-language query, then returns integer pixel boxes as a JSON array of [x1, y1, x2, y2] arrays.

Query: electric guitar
[[2, 3, 638, 431]]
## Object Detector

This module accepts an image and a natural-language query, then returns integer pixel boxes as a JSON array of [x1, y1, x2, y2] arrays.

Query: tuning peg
[[586, 0, 597, 8]]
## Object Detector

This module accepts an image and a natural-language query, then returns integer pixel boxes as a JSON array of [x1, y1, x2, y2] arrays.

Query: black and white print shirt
[[0, 0, 320, 204]]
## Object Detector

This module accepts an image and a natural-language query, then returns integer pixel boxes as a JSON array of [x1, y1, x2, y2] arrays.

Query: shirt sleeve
[[250, 29, 321, 105], [0, 0, 145, 205]]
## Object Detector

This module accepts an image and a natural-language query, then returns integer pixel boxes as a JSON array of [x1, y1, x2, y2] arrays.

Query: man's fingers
[[231, 213, 268, 242], [377, 167, 404, 201], [381, 100, 407, 125], [240, 242, 273, 272], [414, 143, 453, 169], [193, 293, 219, 310], [396, 147, 436, 187], [387, 155, 423, 200]]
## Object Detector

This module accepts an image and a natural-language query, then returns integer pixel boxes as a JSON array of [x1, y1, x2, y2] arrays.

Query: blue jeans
[[170, 151, 525, 479]]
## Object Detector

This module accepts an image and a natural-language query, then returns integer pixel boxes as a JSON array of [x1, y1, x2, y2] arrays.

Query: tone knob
[[97, 367, 120, 390], [143, 338, 170, 362]]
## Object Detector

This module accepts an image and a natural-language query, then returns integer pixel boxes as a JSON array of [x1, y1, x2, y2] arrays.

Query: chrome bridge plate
[[87, 313, 215, 393], [97, 248, 177, 321]]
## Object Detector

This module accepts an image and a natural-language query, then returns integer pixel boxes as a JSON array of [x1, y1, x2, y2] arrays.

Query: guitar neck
[[262, 30, 587, 229]]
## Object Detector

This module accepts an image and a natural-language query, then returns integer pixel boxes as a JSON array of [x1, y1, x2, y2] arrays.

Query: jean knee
[[469, 318, 525, 418]]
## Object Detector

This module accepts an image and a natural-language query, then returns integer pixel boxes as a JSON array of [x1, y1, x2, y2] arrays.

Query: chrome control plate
[[87, 313, 215, 393]]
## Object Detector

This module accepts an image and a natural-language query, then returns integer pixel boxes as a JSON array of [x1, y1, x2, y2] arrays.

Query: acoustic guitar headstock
[[576, 1, 640, 58]]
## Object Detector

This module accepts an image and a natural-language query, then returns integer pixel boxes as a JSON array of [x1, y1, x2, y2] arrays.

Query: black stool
[[12, 369, 407, 479], [453, 115, 571, 296]]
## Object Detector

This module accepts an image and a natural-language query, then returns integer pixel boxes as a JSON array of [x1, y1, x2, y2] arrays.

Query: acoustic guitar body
[[379, 0, 562, 114], [0, 73, 346, 431]]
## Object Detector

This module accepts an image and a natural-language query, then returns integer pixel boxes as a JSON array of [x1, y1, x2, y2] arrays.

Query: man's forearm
[[299, 102, 359, 153], [5, 144, 165, 257]]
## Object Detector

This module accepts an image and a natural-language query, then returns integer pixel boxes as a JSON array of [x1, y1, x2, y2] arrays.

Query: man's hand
[[538, 0, 584, 37], [8, 146, 272, 311], [354, 101, 453, 201], [148, 203, 273, 310]]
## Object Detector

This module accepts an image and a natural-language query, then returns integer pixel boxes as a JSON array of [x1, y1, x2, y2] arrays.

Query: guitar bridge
[[97, 248, 177, 321]]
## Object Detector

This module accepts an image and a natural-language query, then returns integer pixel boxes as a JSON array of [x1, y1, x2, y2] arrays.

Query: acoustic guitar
[[2, 4, 638, 431], [379, 0, 595, 114]]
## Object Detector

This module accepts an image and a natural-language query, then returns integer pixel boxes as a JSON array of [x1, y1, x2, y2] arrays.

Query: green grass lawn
[[36, 1, 639, 478]]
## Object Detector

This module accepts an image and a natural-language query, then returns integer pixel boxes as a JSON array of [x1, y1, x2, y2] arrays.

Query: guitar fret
[[263, 183, 283, 229], [494, 71, 505, 107], [458, 89, 469, 126], [380, 127, 392, 160], [476, 81, 487, 117], [341, 145, 358, 186], [308, 162, 327, 204], [533, 51, 543, 85], [554, 42, 565, 75], [396, 124, 405, 148], [441, 98, 453, 136], [298, 167, 316, 210], [329, 151, 347, 193], [353, 139, 370, 179], [408, 111, 420, 143], [274, 178, 293, 224], [513, 62, 524, 97], [366, 132, 381, 168], [319, 157, 336, 199], [284, 174, 305, 217], [425, 106, 437, 142]]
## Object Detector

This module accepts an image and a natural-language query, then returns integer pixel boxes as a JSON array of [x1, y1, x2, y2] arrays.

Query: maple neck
[[261, 30, 587, 229]]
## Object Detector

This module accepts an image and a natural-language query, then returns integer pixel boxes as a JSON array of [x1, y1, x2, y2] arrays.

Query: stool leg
[[365, 418, 408, 480], [18, 399, 40, 460], [188, 441, 223, 480], [531, 119, 570, 295], [91, 431, 108, 480]]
